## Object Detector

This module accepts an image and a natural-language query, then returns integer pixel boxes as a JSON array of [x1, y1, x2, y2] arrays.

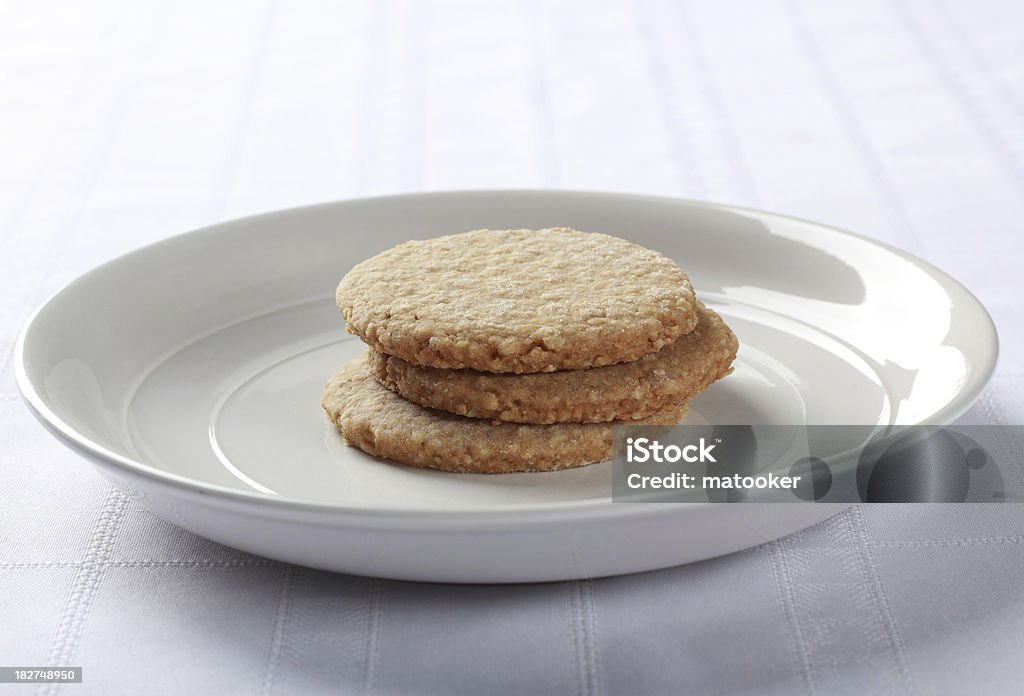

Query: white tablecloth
[[3, 1, 1024, 693]]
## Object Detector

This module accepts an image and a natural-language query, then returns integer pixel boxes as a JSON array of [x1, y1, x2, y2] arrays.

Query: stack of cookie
[[322, 228, 738, 473]]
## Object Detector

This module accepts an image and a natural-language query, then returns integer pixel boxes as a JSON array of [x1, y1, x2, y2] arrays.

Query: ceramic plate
[[17, 191, 997, 582]]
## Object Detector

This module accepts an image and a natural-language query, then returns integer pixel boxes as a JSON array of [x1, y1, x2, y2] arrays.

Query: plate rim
[[16, 189, 1000, 520]]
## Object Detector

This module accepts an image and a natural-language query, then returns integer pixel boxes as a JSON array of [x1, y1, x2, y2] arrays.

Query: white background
[[2, 1, 1023, 693]]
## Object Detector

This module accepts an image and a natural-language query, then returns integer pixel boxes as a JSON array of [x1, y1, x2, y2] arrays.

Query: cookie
[[322, 356, 687, 474], [335, 228, 698, 373], [367, 302, 737, 424]]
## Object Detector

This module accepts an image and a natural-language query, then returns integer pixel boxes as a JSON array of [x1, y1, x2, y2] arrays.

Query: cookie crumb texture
[[336, 228, 698, 373], [322, 356, 686, 473], [368, 303, 737, 424]]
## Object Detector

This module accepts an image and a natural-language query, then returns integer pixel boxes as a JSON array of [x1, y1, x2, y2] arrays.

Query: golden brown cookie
[[335, 228, 698, 373], [322, 356, 687, 474], [367, 303, 737, 424]]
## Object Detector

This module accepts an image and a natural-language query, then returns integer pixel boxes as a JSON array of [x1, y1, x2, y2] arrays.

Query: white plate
[[17, 191, 997, 582]]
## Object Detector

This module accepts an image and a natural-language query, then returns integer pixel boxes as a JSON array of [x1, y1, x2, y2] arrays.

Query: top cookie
[[335, 228, 698, 373]]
